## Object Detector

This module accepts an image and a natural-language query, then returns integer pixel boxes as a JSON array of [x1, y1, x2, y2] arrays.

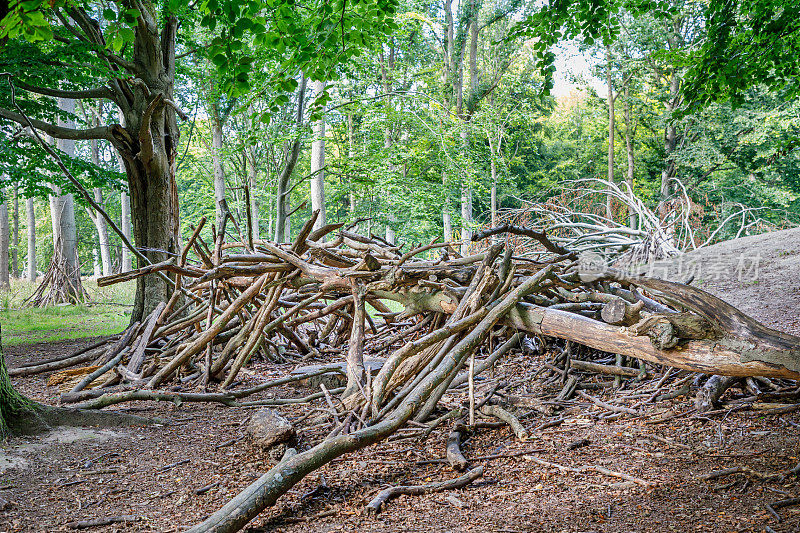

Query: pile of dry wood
[[15, 210, 800, 532]]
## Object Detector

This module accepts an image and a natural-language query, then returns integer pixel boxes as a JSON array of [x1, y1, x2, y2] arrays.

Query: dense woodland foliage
[[0, 0, 798, 285]]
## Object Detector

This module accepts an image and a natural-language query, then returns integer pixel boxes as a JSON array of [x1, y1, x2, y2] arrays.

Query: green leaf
[[119, 28, 135, 43]]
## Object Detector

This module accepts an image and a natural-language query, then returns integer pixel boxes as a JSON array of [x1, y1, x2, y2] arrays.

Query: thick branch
[[15, 80, 113, 100], [0, 106, 113, 141]]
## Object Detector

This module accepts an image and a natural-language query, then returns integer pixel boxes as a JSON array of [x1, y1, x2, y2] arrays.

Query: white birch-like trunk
[[309, 80, 327, 234], [26, 197, 35, 282], [11, 187, 18, 278], [0, 196, 9, 289]]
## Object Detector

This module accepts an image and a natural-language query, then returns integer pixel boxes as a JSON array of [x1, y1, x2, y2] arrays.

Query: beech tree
[[0, 0, 399, 321]]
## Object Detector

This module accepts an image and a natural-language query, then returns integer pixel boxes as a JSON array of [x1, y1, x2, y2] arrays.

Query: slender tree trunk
[[92, 248, 101, 277], [460, 176, 472, 255], [26, 197, 35, 282], [347, 112, 357, 216], [309, 80, 327, 234], [489, 136, 498, 229], [210, 100, 227, 229], [92, 188, 112, 276], [606, 46, 615, 221], [623, 80, 637, 230], [275, 76, 307, 242], [380, 44, 396, 244], [0, 195, 9, 289], [458, 4, 479, 256], [120, 191, 132, 272], [442, 0, 455, 246], [244, 106, 260, 241], [657, 20, 683, 243], [113, 108, 134, 274], [88, 131, 112, 276], [11, 186, 18, 278], [443, 171, 452, 243]]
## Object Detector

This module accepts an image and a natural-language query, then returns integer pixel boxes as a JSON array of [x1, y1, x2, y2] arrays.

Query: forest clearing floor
[[2, 337, 800, 533], [2, 230, 800, 533]]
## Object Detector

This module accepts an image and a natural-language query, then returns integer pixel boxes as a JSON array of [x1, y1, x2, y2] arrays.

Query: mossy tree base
[[0, 343, 158, 442]]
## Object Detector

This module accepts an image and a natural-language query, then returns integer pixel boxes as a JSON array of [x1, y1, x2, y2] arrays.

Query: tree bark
[[245, 105, 261, 241], [83, 102, 112, 276], [309, 80, 327, 236], [25, 197, 35, 282], [347, 112, 357, 216], [0, 344, 35, 440], [489, 136, 498, 230], [114, 108, 134, 274], [115, 15, 182, 322], [458, 2, 480, 256]]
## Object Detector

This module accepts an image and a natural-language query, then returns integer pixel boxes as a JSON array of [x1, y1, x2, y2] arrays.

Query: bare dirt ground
[[2, 230, 800, 533]]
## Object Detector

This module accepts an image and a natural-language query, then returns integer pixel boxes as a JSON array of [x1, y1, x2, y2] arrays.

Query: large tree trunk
[[309, 80, 327, 235], [274, 76, 307, 243], [51, 98, 81, 297], [109, 16, 182, 322], [11, 186, 18, 278], [0, 195, 9, 289], [25, 197, 35, 282]]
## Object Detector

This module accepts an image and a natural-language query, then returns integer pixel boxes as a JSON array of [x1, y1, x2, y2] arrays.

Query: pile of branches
[[15, 210, 800, 532], [27, 238, 88, 307]]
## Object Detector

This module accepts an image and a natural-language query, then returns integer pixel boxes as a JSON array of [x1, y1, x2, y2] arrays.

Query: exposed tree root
[[365, 466, 484, 515]]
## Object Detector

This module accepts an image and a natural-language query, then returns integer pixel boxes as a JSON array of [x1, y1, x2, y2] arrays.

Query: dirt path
[[2, 338, 800, 532]]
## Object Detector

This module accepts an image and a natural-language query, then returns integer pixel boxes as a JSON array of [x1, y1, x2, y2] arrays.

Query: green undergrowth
[[0, 279, 134, 346]]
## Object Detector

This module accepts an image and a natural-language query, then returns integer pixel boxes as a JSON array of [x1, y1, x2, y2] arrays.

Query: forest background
[[0, 0, 798, 291]]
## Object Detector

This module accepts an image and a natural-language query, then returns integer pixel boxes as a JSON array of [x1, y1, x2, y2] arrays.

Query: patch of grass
[[0, 278, 135, 346], [367, 299, 404, 318]]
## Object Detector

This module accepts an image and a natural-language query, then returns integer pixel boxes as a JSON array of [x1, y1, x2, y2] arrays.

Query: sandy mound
[[631, 226, 800, 335]]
